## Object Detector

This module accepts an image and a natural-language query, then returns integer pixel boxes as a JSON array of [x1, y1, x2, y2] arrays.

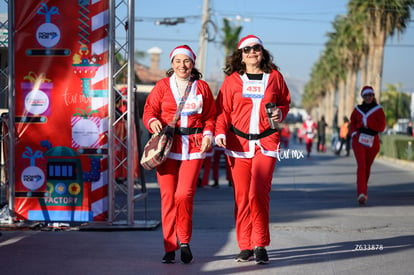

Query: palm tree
[[221, 18, 242, 58], [348, 0, 414, 102]]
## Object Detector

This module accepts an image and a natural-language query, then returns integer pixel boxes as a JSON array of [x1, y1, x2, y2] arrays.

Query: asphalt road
[[1, 141, 414, 275]]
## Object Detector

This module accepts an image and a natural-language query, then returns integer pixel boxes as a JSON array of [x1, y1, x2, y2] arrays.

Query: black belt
[[230, 125, 277, 140], [175, 127, 203, 135], [358, 127, 378, 136]]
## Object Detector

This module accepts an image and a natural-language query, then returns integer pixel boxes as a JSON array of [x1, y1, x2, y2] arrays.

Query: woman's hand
[[215, 137, 226, 148], [200, 135, 212, 153], [150, 120, 163, 135], [271, 107, 282, 123]]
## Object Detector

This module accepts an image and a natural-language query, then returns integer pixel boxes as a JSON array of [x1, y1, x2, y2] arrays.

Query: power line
[[134, 36, 414, 48]]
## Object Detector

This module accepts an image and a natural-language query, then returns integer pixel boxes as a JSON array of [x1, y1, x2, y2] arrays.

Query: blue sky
[[135, 0, 414, 93], [1, 1, 412, 94]]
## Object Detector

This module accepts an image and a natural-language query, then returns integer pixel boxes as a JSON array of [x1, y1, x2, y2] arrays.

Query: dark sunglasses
[[363, 93, 374, 98], [242, 44, 262, 54]]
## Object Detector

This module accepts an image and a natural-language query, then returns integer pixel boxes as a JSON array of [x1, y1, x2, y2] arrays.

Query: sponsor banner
[[14, 0, 109, 222]]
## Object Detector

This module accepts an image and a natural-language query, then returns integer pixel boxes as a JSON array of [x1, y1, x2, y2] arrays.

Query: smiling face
[[241, 43, 263, 69], [171, 54, 194, 79], [363, 93, 374, 104]]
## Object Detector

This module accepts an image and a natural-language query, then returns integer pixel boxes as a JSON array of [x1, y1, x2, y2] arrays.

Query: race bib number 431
[[243, 80, 265, 98]]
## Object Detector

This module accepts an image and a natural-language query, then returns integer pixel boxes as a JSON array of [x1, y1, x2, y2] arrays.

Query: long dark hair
[[223, 46, 279, 76]]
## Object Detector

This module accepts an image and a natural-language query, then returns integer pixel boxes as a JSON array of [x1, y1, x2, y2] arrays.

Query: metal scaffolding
[[0, 0, 158, 229]]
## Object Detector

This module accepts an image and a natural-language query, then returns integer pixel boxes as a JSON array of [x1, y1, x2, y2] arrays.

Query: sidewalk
[[1, 142, 414, 275]]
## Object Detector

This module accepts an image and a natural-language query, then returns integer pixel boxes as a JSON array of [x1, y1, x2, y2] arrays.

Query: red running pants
[[352, 137, 380, 197], [157, 158, 203, 252], [228, 147, 276, 250]]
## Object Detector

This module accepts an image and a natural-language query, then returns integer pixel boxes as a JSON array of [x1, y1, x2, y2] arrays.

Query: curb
[[377, 155, 414, 169]]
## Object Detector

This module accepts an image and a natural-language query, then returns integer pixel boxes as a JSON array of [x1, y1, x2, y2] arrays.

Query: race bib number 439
[[182, 94, 203, 116]]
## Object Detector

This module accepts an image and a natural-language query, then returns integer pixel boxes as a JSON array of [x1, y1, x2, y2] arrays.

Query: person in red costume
[[198, 146, 213, 188], [215, 35, 291, 264], [303, 115, 317, 157], [280, 123, 291, 149], [350, 86, 386, 206], [211, 145, 233, 187], [142, 45, 216, 264]]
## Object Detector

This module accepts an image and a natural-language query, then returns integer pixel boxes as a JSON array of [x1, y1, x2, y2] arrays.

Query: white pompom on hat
[[237, 35, 263, 49], [170, 45, 196, 64], [361, 85, 374, 97]]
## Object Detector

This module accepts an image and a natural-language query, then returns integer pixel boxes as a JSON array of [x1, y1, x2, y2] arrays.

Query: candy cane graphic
[[82, 0, 109, 221]]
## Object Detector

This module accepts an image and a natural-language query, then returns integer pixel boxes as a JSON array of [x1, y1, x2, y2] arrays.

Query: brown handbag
[[140, 78, 193, 170]]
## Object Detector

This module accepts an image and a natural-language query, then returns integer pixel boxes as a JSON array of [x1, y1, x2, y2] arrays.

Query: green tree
[[348, 0, 414, 102], [115, 50, 142, 84], [381, 83, 411, 127], [221, 18, 242, 58]]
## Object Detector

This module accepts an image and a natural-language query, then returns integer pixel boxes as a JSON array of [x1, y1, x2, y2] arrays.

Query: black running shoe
[[254, 247, 269, 264], [180, 243, 193, 264], [162, 251, 175, 264], [234, 249, 254, 262]]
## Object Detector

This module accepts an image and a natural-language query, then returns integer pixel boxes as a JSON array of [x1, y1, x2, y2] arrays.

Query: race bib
[[358, 133, 374, 147], [182, 94, 202, 116], [242, 80, 265, 98]]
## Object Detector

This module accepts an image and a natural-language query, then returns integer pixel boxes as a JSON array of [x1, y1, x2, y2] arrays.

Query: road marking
[[0, 235, 29, 247]]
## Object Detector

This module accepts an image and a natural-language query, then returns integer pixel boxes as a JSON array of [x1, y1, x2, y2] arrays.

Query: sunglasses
[[363, 93, 374, 98], [242, 44, 262, 54]]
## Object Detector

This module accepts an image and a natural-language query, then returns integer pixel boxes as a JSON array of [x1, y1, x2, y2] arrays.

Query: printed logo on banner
[[36, 22, 60, 48], [21, 72, 52, 117], [25, 3, 70, 56], [36, 3, 60, 48], [71, 107, 102, 148], [24, 90, 50, 115], [21, 166, 45, 191], [20, 147, 47, 196]]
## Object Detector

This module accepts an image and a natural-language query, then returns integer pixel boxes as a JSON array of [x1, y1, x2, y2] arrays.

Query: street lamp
[[154, 17, 185, 26], [225, 15, 251, 27]]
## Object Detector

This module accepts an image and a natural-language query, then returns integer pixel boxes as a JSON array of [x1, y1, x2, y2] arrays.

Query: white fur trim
[[238, 38, 263, 49], [170, 48, 195, 63], [361, 88, 374, 96]]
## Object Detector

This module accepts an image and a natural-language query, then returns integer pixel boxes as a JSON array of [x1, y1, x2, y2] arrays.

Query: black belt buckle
[[247, 133, 259, 140], [175, 127, 202, 135], [230, 125, 276, 140]]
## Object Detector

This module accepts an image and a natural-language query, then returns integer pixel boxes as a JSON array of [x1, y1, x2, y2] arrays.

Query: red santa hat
[[170, 45, 196, 63], [120, 86, 127, 96], [361, 85, 374, 97], [238, 35, 263, 49]]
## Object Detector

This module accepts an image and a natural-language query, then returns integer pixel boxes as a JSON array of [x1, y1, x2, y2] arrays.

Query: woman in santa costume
[[350, 86, 386, 205], [215, 35, 291, 264], [303, 115, 317, 157], [143, 45, 216, 264]]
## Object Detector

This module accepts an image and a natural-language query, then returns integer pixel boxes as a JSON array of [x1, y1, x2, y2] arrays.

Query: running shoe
[[254, 247, 269, 264], [234, 249, 254, 262]]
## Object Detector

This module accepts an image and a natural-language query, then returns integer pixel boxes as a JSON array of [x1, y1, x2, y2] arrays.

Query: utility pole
[[198, 0, 209, 75]]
